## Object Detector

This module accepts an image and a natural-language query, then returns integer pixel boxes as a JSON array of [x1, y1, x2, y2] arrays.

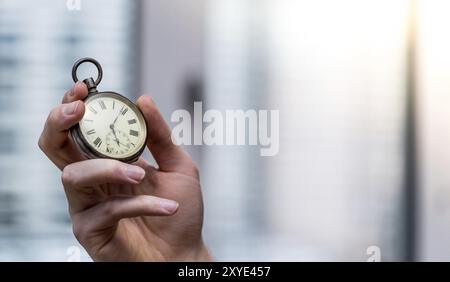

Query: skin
[[38, 82, 211, 261]]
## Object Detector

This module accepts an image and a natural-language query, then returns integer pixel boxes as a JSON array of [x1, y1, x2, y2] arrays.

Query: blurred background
[[0, 0, 449, 261]]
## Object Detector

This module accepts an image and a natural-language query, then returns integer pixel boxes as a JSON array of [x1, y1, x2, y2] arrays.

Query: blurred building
[[201, 0, 408, 261], [0, 0, 139, 261]]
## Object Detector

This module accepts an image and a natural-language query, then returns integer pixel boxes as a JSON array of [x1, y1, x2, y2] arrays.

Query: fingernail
[[70, 82, 80, 96], [63, 101, 79, 115], [125, 165, 145, 182], [160, 199, 179, 213], [143, 95, 154, 104]]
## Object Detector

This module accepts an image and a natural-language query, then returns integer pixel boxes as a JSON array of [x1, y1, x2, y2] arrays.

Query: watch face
[[78, 92, 147, 160]]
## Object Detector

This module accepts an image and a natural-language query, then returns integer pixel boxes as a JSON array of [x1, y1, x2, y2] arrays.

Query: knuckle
[[38, 106, 64, 152], [72, 216, 86, 243], [64, 87, 74, 99], [106, 161, 126, 179], [48, 107, 62, 125], [37, 135, 46, 151], [138, 196, 152, 209], [39, 109, 59, 150], [61, 165, 75, 186], [188, 161, 200, 179], [103, 197, 120, 217]]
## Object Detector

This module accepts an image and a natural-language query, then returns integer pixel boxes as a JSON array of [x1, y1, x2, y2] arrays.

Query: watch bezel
[[70, 91, 148, 164]]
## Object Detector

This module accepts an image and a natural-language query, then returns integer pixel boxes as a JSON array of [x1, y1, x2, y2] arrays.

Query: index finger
[[136, 95, 198, 176]]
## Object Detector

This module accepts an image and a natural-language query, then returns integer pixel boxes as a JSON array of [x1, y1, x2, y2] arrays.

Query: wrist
[[193, 242, 213, 262], [180, 240, 213, 262]]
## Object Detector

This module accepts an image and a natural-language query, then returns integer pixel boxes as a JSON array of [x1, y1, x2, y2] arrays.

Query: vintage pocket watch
[[70, 58, 147, 163]]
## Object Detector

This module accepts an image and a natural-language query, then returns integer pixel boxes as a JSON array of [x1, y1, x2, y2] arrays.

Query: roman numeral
[[113, 101, 115, 110], [93, 137, 102, 147], [86, 129, 96, 135], [99, 100, 106, 110], [129, 130, 139, 137], [121, 107, 128, 115], [128, 119, 137, 125], [88, 106, 97, 114]]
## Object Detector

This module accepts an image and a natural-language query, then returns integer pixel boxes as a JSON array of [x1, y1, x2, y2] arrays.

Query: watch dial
[[79, 94, 146, 159]]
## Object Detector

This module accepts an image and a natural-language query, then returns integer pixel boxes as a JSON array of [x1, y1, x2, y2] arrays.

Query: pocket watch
[[70, 58, 147, 163]]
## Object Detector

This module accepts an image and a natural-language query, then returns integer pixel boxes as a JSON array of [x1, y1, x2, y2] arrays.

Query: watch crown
[[83, 78, 98, 94]]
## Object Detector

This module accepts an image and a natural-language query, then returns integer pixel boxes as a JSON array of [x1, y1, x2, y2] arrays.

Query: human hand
[[38, 83, 211, 261]]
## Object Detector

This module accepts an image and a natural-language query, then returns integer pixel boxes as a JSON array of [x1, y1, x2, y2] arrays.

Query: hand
[[38, 82, 211, 261]]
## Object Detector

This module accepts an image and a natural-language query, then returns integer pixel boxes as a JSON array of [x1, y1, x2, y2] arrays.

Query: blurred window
[[0, 0, 139, 261]]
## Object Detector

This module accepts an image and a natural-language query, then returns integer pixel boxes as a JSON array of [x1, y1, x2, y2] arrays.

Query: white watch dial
[[79, 95, 146, 159]]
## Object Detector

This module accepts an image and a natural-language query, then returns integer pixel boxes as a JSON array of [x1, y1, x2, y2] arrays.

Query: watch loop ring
[[72, 57, 103, 86]]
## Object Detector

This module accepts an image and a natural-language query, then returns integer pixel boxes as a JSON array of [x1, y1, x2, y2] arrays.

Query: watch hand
[[118, 141, 130, 148], [112, 106, 124, 126], [109, 124, 120, 147], [113, 134, 130, 148], [108, 108, 124, 146], [112, 114, 120, 126]]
